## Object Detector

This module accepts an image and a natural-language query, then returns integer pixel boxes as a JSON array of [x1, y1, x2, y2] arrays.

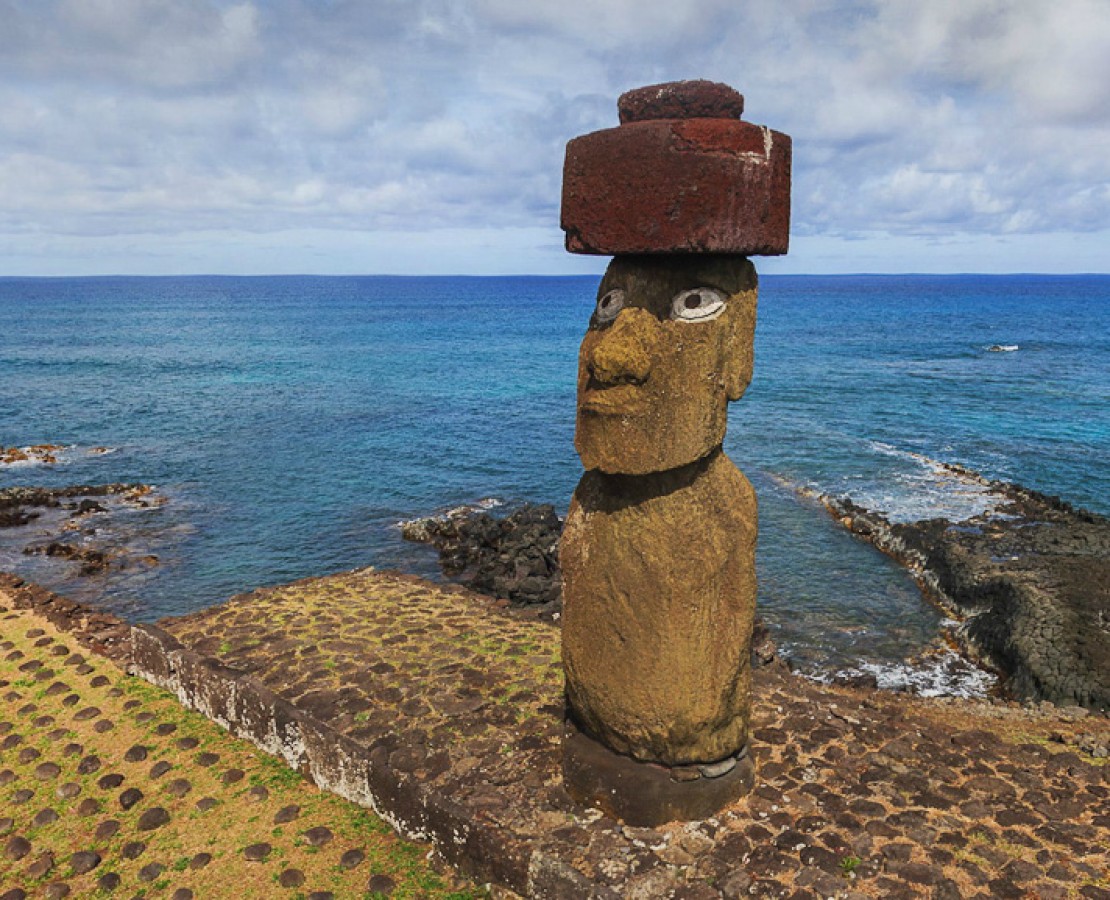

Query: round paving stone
[[45, 683, 69, 696], [62, 743, 82, 757], [303, 826, 333, 847], [1, 734, 22, 750], [61, 695, 79, 707], [0, 769, 13, 785], [43, 884, 70, 900], [166, 778, 192, 797], [33, 715, 55, 727], [74, 665, 93, 675], [279, 868, 306, 888], [95, 820, 121, 841], [134, 712, 154, 723], [97, 773, 124, 790], [12, 789, 34, 804], [138, 862, 165, 882], [96, 872, 121, 891], [26, 851, 55, 878], [339, 848, 365, 869], [89, 676, 110, 688], [34, 762, 60, 780], [175, 737, 199, 750], [367, 874, 396, 895], [45, 728, 68, 741], [76, 798, 101, 816], [154, 723, 176, 735], [195, 797, 217, 812], [0, 818, 13, 836], [122, 700, 141, 710], [92, 719, 114, 733], [121, 841, 146, 859], [73, 707, 100, 721], [243, 842, 271, 862], [56, 782, 80, 799], [221, 768, 244, 785], [189, 852, 212, 869], [68, 850, 101, 874], [149, 761, 172, 779], [171, 890, 194, 900], [119, 787, 143, 810], [17, 748, 40, 764], [0, 889, 27, 900], [137, 807, 170, 830], [124, 745, 148, 762], [5, 835, 32, 860], [32, 807, 59, 828], [274, 805, 300, 824], [247, 785, 269, 802], [307, 892, 335, 900], [195, 752, 219, 767], [77, 755, 101, 775]]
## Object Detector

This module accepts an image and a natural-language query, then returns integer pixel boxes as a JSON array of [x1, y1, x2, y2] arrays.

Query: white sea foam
[[985, 344, 1019, 352], [815, 648, 997, 699], [851, 443, 1005, 523], [395, 497, 505, 533]]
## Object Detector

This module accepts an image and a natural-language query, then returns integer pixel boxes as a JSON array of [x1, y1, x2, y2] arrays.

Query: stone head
[[575, 254, 757, 475]]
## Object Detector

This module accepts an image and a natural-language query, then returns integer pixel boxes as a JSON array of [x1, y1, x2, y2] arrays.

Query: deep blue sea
[[2, 274, 1107, 691]]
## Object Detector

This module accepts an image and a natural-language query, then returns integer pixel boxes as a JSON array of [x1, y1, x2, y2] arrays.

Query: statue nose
[[588, 307, 656, 385]]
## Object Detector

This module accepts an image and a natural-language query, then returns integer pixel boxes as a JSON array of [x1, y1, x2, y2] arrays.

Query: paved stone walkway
[[0, 591, 482, 899], [160, 567, 1110, 899]]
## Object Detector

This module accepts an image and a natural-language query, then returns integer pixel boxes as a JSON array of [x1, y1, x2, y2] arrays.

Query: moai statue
[[558, 80, 791, 825]]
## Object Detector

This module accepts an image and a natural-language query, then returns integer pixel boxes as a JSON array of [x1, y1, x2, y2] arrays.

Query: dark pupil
[[601, 296, 611, 308], [684, 292, 703, 309]]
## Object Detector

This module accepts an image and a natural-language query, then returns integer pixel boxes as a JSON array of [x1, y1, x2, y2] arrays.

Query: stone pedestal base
[[563, 724, 754, 826]]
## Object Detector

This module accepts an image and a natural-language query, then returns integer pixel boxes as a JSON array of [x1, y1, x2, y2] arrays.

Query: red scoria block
[[618, 79, 745, 124], [560, 82, 791, 256]]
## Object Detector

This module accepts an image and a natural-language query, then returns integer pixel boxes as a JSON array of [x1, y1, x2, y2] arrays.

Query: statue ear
[[723, 293, 757, 401]]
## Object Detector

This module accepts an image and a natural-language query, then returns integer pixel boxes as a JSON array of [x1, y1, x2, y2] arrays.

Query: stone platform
[[4, 568, 1109, 898]]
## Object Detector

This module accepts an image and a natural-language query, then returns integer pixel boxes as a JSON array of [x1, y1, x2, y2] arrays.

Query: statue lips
[[579, 381, 649, 416]]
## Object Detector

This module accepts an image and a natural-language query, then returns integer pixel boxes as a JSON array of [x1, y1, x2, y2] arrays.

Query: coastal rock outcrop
[[401, 503, 562, 611], [820, 472, 1109, 711]]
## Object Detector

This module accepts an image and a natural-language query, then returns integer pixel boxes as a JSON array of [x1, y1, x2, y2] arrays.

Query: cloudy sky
[[2, 0, 1108, 275]]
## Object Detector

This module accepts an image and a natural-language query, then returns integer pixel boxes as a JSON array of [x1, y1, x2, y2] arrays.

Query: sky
[[1, 0, 1108, 276]]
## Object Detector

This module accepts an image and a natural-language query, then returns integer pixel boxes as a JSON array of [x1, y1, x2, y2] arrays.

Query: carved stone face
[[575, 255, 757, 475]]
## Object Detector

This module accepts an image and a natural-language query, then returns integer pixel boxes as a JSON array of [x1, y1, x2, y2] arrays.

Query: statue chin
[[575, 407, 727, 476]]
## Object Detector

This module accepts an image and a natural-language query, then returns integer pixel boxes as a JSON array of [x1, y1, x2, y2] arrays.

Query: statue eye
[[594, 289, 625, 324], [671, 288, 726, 322]]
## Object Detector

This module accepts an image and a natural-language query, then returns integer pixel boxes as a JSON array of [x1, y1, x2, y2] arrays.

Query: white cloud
[[0, 0, 1107, 273]]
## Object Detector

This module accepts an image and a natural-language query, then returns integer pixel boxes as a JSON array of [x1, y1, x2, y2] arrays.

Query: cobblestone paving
[[0, 596, 482, 899], [162, 568, 1110, 899]]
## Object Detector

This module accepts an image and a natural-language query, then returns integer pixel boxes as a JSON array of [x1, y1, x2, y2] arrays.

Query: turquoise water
[[2, 274, 1107, 681]]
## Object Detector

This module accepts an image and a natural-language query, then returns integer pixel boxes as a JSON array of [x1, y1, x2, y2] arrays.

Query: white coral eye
[[594, 288, 625, 323], [671, 287, 726, 322]]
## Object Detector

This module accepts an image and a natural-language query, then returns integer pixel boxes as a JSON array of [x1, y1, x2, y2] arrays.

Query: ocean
[[2, 274, 1107, 693]]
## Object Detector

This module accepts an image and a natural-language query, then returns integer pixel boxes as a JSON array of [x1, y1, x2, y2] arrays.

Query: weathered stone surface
[[562, 84, 790, 256], [562, 449, 757, 764], [574, 256, 757, 475], [618, 79, 745, 124]]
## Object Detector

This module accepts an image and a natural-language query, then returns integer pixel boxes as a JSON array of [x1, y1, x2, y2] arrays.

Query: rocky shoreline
[[812, 466, 1109, 711], [0, 482, 163, 576]]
